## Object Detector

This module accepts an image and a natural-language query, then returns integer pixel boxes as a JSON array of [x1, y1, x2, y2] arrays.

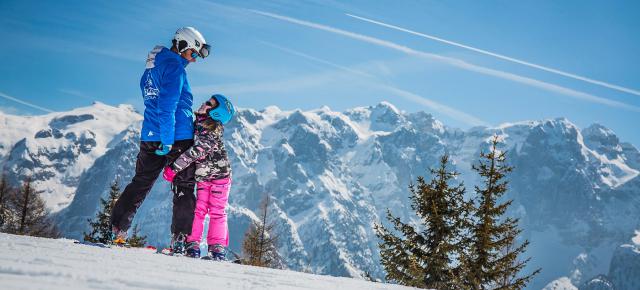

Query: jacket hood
[[146, 46, 188, 69]]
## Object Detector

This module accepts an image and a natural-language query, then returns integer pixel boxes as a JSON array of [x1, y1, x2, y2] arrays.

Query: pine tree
[[242, 194, 283, 268], [0, 174, 11, 229], [375, 155, 471, 289], [84, 180, 121, 244], [4, 176, 59, 238], [463, 136, 540, 290], [126, 224, 147, 247]]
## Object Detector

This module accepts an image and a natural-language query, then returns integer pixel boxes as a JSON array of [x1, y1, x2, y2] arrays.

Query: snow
[[0, 233, 415, 290], [255, 149, 277, 185], [496, 117, 639, 188], [0, 103, 142, 212], [577, 131, 639, 188], [318, 170, 351, 201], [342, 105, 392, 142], [542, 277, 578, 290]]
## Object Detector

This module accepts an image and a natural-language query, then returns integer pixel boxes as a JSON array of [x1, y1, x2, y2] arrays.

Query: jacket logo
[[143, 74, 159, 100]]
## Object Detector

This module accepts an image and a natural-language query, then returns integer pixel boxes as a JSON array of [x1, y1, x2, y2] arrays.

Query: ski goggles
[[200, 43, 211, 58], [205, 99, 219, 109], [190, 44, 211, 59]]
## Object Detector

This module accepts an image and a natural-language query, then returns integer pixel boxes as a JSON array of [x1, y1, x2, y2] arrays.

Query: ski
[[73, 240, 111, 248], [74, 240, 158, 252]]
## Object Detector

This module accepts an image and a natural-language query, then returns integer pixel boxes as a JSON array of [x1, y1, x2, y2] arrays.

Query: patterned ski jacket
[[170, 116, 231, 181]]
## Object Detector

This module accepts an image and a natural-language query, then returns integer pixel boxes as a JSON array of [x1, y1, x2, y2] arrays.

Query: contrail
[[250, 10, 640, 112], [346, 13, 640, 97], [0, 91, 54, 113], [257, 40, 376, 79], [258, 40, 487, 125]]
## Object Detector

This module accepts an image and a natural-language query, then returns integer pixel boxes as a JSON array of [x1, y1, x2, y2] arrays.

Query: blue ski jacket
[[139, 46, 194, 145]]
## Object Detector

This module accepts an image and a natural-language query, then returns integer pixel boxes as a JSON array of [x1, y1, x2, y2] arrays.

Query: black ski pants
[[111, 140, 196, 236]]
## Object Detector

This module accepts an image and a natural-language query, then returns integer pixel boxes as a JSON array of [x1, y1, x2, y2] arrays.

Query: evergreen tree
[[126, 224, 147, 248], [84, 180, 120, 244], [242, 194, 283, 268], [375, 155, 471, 289], [0, 174, 11, 229], [4, 176, 59, 238], [463, 136, 540, 290]]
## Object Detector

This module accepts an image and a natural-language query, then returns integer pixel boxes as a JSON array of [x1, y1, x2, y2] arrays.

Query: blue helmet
[[207, 94, 235, 124]]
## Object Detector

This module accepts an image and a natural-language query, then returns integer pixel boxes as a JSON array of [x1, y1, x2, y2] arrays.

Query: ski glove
[[163, 166, 177, 182], [155, 144, 172, 156]]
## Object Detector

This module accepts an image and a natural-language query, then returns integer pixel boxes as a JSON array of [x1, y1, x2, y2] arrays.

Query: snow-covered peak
[[407, 111, 445, 135], [583, 123, 617, 139], [343, 101, 406, 134], [582, 123, 623, 159], [543, 277, 578, 290], [373, 101, 400, 114], [368, 101, 404, 131], [0, 103, 142, 212], [537, 117, 580, 136], [259, 105, 288, 120]]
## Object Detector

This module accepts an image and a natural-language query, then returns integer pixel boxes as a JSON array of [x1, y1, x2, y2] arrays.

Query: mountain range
[[1, 101, 638, 289]]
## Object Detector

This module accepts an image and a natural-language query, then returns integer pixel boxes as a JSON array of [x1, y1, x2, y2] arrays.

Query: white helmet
[[173, 27, 211, 58]]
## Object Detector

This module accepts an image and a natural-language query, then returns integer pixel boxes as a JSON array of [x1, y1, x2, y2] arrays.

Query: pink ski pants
[[187, 177, 231, 246]]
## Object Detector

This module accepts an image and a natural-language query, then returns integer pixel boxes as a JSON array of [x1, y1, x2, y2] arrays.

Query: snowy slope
[[2, 102, 639, 289], [0, 233, 416, 290]]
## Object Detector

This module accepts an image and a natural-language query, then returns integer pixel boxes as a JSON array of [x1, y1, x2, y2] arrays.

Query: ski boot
[[169, 233, 187, 256], [111, 227, 128, 246], [204, 244, 226, 261], [185, 241, 200, 258]]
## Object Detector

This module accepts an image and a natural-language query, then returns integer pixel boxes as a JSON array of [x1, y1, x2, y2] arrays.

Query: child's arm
[[171, 135, 220, 173]]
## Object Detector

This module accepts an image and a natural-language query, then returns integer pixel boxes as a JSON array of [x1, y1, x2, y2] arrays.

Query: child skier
[[162, 94, 235, 260]]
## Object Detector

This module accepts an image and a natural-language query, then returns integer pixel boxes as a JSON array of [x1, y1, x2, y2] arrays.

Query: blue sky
[[1, 0, 638, 146]]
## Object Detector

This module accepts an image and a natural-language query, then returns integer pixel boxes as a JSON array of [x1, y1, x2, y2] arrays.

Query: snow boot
[[185, 241, 200, 258], [112, 227, 127, 246], [206, 244, 226, 261], [170, 233, 187, 256]]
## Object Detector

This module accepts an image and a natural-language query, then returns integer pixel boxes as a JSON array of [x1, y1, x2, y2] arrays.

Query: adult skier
[[110, 27, 212, 253]]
